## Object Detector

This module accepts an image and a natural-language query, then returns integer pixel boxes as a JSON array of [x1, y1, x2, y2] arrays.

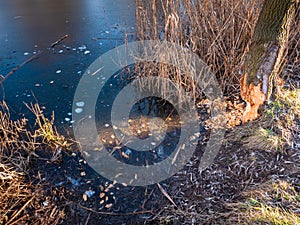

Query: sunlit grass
[[243, 181, 300, 225], [243, 127, 283, 151]]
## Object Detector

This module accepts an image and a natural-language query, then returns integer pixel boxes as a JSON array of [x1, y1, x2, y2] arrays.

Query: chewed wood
[[240, 75, 266, 123]]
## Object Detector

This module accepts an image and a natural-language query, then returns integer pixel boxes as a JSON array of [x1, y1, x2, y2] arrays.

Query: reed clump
[[135, 0, 299, 97], [0, 102, 70, 224]]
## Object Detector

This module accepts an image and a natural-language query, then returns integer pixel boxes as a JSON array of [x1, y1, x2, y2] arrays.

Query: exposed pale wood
[[241, 0, 298, 123]]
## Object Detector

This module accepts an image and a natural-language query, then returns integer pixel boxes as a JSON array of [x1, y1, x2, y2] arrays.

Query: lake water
[[0, 0, 136, 130], [0, 0, 183, 166]]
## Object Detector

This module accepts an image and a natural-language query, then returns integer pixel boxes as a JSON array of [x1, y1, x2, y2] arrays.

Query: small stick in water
[[50, 34, 69, 48], [0, 51, 42, 85]]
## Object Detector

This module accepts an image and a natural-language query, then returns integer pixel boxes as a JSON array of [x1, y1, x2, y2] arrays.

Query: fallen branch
[[0, 51, 42, 85], [50, 34, 69, 48]]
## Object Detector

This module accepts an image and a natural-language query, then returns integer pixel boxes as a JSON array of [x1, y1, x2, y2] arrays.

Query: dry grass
[[243, 127, 283, 151], [234, 180, 300, 225], [133, 1, 300, 224], [0, 1, 299, 224], [135, 0, 299, 98], [0, 101, 71, 224], [135, 0, 262, 95]]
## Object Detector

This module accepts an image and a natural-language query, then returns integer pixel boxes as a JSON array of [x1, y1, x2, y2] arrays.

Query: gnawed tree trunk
[[240, 0, 299, 123]]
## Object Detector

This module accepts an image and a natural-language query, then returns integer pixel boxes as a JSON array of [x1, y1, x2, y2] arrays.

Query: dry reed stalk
[[0, 102, 69, 224], [135, 0, 299, 98]]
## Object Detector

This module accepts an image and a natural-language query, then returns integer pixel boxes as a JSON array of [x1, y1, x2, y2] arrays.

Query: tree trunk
[[240, 0, 299, 123]]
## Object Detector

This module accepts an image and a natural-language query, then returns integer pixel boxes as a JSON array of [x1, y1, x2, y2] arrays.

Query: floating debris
[[24, 52, 29, 56], [65, 118, 70, 122], [76, 101, 85, 107], [84, 50, 90, 55], [104, 123, 110, 127], [99, 193, 105, 198], [125, 148, 132, 156], [42, 201, 49, 207], [58, 49, 63, 53], [75, 108, 83, 114], [50, 80, 54, 84], [80, 171, 86, 176], [78, 45, 87, 51], [56, 70, 62, 74], [54, 181, 64, 187], [67, 177, 80, 187], [35, 83, 41, 87], [105, 203, 113, 209], [84, 190, 95, 198], [157, 146, 165, 158]]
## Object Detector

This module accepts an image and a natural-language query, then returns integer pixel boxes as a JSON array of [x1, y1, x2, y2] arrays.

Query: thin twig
[[69, 202, 154, 216], [6, 196, 34, 225], [157, 183, 177, 207], [50, 34, 69, 48], [84, 212, 91, 225], [0, 52, 42, 85]]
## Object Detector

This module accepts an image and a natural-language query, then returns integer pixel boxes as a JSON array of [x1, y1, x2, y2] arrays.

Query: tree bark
[[240, 0, 299, 123]]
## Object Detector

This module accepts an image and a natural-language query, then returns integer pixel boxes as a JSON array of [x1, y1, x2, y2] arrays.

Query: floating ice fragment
[[157, 146, 165, 158], [67, 177, 80, 186], [125, 149, 132, 155], [78, 45, 87, 51], [75, 108, 83, 113], [43, 201, 49, 207], [84, 190, 95, 198], [56, 70, 62, 74], [80, 171, 86, 176], [76, 101, 85, 107]]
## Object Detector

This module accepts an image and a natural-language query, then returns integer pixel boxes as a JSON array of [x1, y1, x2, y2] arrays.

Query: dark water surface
[[0, 0, 135, 129]]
